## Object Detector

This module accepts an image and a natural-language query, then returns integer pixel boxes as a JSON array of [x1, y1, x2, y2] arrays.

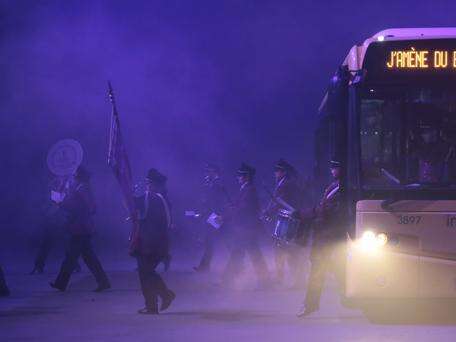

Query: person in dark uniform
[[221, 163, 269, 287], [31, 176, 81, 274], [297, 160, 346, 317], [135, 168, 176, 315], [50, 166, 110, 292], [0, 265, 10, 297], [263, 159, 304, 285], [194, 163, 229, 272], [409, 123, 453, 184]]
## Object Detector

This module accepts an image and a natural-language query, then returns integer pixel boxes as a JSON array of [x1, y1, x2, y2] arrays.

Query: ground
[[2, 253, 456, 342]]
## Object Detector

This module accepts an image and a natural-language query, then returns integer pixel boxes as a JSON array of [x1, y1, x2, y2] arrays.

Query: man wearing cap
[[134, 168, 175, 314], [297, 160, 346, 317], [263, 159, 304, 285], [50, 166, 110, 292], [0, 265, 9, 297], [222, 163, 269, 286], [194, 163, 229, 272]]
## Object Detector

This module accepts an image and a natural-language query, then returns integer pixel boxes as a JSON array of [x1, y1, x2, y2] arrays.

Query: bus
[[314, 28, 456, 305]]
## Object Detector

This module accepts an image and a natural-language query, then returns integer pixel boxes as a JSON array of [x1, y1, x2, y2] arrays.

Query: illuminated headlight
[[359, 230, 388, 251], [377, 35, 385, 42], [376, 232, 388, 246]]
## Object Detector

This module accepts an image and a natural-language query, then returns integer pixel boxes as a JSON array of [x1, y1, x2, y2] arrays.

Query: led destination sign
[[362, 39, 456, 82], [386, 49, 456, 69]]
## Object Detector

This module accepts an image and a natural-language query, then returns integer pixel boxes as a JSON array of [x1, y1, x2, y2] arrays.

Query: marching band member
[[31, 176, 81, 274], [50, 166, 110, 292], [221, 163, 269, 287], [134, 168, 176, 314], [263, 159, 304, 285], [194, 163, 229, 272], [297, 160, 346, 317]]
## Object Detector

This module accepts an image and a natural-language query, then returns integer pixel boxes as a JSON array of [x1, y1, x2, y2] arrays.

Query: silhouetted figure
[[194, 163, 229, 272], [222, 163, 269, 287], [263, 159, 305, 285], [297, 160, 346, 317], [31, 193, 81, 274], [0, 265, 9, 297], [410, 125, 452, 183], [135, 168, 175, 314], [50, 167, 110, 292]]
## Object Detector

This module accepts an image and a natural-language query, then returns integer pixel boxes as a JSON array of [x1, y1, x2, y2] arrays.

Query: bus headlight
[[376, 232, 388, 246], [359, 231, 388, 251]]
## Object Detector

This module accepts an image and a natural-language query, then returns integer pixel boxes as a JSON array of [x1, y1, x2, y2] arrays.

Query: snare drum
[[272, 209, 300, 243]]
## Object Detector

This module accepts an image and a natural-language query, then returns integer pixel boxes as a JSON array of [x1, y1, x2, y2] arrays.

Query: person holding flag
[[107, 83, 175, 314]]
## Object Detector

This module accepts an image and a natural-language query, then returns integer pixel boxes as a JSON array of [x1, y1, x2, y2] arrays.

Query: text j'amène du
[[386, 49, 456, 69]]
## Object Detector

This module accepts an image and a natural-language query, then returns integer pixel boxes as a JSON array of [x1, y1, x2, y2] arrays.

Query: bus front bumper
[[346, 238, 456, 299]]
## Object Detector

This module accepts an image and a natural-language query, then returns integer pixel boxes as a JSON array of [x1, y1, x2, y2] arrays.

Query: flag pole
[[106, 81, 140, 256]]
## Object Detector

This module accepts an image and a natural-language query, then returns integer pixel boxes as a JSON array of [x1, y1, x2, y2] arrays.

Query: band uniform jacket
[[135, 192, 171, 257], [312, 180, 345, 241], [200, 178, 227, 218], [228, 182, 261, 240], [61, 182, 96, 236], [265, 176, 301, 217]]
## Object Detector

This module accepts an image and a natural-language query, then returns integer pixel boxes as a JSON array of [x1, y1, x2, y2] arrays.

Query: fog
[[1, 0, 456, 257]]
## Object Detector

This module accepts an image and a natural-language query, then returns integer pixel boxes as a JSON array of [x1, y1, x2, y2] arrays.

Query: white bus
[[314, 28, 456, 306]]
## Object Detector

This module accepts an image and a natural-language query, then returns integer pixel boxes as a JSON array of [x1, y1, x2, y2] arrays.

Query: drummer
[[262, 159, 304, 286]]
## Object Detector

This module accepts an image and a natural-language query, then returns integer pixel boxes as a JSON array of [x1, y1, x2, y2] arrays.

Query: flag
[[107, 82, 139, 254]]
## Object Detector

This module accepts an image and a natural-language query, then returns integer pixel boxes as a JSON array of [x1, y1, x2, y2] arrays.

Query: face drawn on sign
[[47, 139, 83, 176]]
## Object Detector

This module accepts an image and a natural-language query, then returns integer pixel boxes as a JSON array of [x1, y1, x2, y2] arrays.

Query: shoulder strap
[[325, 184, 340, 200], [141, 192, 149, 220], [156, 193, 171, 228]]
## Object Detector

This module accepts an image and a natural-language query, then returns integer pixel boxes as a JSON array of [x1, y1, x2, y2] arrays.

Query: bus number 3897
[[397, 215, 422, 225]]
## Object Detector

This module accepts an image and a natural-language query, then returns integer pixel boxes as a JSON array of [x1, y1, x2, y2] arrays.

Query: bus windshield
[[359, 85, 456, 190]]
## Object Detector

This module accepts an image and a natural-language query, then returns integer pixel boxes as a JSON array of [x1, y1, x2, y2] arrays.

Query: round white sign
[[47, 139, 83, 176]]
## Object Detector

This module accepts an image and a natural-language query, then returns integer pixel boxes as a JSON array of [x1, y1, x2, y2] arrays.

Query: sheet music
[[51, 191, 65, 203], [185, 210, 201, 218], [206, 212, 222, 229]]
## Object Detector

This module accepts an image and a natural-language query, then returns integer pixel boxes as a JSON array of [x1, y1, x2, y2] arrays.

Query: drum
[[272, 209, 301, 243]]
